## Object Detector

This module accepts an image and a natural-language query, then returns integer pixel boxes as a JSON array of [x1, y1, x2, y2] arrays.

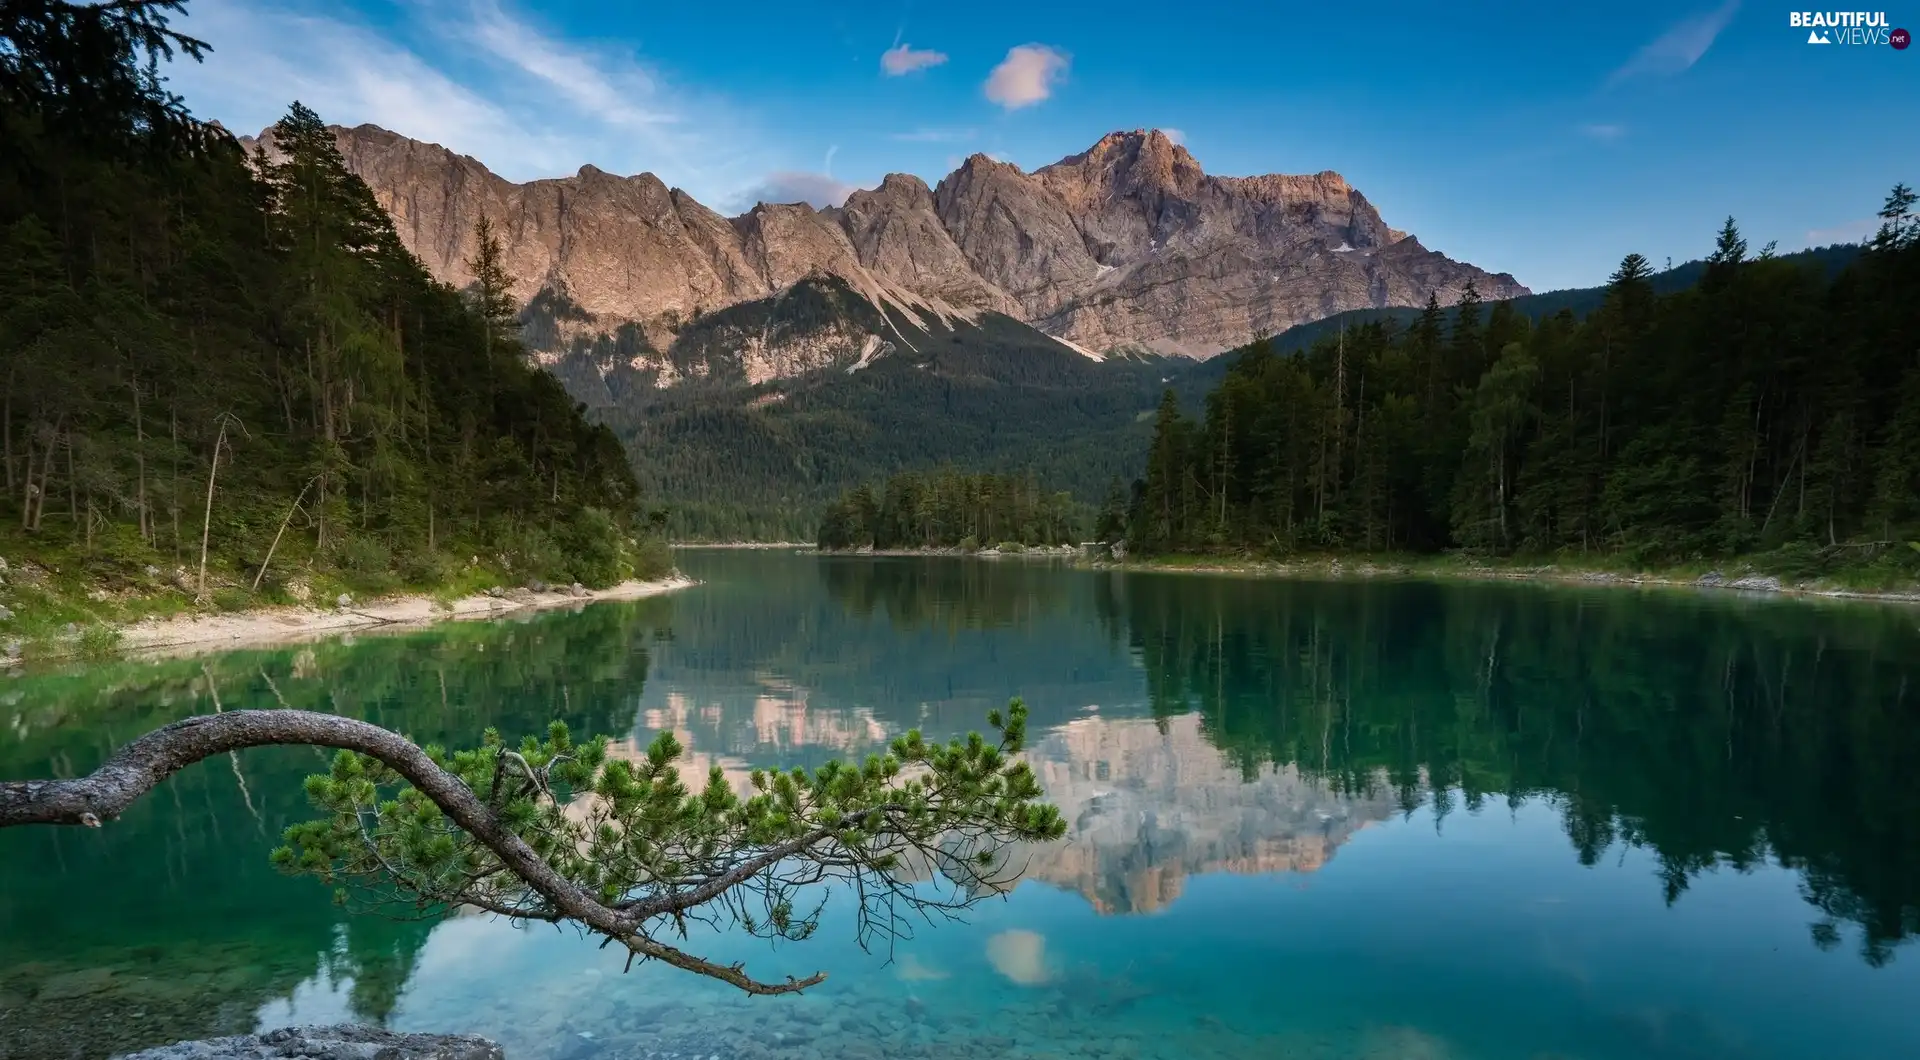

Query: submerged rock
[[112, 1025, 506, 1060]]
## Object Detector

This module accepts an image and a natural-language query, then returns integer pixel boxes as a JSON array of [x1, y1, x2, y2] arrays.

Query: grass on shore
[[0, 526, 675, 665]]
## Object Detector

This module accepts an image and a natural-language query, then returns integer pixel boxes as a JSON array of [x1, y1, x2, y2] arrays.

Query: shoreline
[[693, 541, 1920, 605], [814, 544, 1080, 558], [672, 541, 812, 549], [92, 574, 698, 662], [1094, 555, 1920, 605]]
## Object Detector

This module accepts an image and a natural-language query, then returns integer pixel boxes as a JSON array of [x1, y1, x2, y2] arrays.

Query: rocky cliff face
[[249, 124, 1526, 376]]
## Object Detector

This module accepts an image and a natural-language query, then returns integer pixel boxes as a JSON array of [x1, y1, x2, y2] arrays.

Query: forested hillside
[[815, 468, 1090, 551], [580, 303, 1176, 541], [1124, 204, 1920, 580], [0, 0, 651, 627]]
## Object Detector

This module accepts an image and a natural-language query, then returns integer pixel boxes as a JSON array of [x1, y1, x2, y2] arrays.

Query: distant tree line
[[1, 0, 656, 600], [817, 468, 1088, 551], [1120, 197, 1920, 578]]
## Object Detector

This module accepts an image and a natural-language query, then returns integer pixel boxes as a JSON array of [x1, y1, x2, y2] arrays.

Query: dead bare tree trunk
[[2, 365, 13, 496], [253, 477, 317, 593], [66, 427, 78, 527], [17, 430, 32, 529], [133, 374, 150, 543], [197, 415, 245, 602], [30, 421, 60, 531], [170, 402, 181, 558]]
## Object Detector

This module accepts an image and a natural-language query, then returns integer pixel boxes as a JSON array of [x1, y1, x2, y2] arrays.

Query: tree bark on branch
[[0, 709, 827, 995]]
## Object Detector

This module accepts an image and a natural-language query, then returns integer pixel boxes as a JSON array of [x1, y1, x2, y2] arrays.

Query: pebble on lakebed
[[111, 1025, 504, 1060]]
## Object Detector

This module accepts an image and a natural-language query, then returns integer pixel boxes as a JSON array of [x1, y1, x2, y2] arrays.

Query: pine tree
[[467, 214, 519, 359], [1703, 216, 1748, 291]]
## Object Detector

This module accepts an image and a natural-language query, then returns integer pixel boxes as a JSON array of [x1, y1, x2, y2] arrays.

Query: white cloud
[[1159, 127, 1186, 145], [984, 44, 1070, 110], [739, 172, 862, 210], [1803, 217, 1878, 246], [891, 127, 976, 143], [160, 0, 769, 201], [1608, 0, 1740, 85], [881, 43, 948, 76], [1579, 123, 1626, 140]]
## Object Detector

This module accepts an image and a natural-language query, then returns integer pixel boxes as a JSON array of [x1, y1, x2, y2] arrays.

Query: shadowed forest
[[1123, 212, 1920, 583], [1, 1, 653, 623]]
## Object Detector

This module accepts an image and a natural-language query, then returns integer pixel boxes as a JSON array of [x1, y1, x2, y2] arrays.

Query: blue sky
[[161, 0, 1915, 291]]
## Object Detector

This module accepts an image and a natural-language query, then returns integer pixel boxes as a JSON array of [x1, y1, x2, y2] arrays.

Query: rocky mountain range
[[245, 123, 1527, 376]]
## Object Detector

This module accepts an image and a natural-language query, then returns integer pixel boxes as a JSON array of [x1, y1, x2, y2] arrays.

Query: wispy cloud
[[737, 172, 863, 210], [1803, 217, 1878, 246], [1607, 0, 1740, 85], [984, 44, 1070, 110], [891, 127, 976, 143], [881, 43, 948, 76], [161, 0, 770, 202], [166, 0, 541, 161], [463, 1, 668, 128], [1579, 122, 1626, 141], [1159, 127, 1186, 146]]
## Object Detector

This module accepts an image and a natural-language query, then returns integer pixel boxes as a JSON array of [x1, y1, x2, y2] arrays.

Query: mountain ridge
[[241, 124, 1527, 373]]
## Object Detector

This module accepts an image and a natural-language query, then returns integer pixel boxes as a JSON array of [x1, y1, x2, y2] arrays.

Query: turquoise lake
[[3, 550, 1919, 1059]]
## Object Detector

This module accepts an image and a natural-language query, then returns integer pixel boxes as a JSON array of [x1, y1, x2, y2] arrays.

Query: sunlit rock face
[[244, 125, 1525, 378]]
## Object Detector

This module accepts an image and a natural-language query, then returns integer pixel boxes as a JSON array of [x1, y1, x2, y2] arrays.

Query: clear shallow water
[[3, 551, 1919, 1060]]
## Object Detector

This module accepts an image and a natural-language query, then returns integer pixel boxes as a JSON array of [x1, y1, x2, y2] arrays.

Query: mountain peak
[[957, 151, 1022, 174], [875, 172, 932, 197], [1074, 128, 1196, 166]]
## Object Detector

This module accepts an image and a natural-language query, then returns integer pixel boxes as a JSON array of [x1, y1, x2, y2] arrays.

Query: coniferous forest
[[1121, 206, 1920, 580], [816, 468, 1088, 551], [0, 1, 652, 616]]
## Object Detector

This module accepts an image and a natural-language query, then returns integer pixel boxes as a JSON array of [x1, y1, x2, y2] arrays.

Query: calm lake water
[[3, 551, 1919, 1060]]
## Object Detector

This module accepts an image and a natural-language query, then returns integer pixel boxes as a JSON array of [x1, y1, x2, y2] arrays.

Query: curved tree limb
[[0, 709, 826, 995]]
